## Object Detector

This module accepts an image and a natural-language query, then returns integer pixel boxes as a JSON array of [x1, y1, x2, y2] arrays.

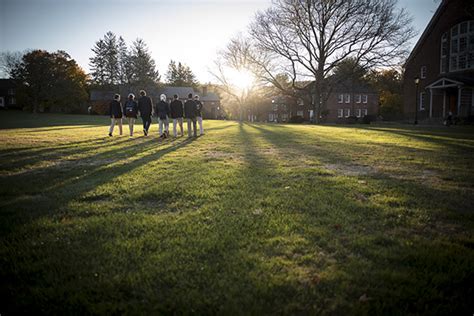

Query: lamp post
[[414, 77, 420, 125]]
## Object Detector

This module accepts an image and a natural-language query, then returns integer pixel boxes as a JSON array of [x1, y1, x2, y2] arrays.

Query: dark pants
[[187, 117, 197, 137], [142, 115, 152, 132]]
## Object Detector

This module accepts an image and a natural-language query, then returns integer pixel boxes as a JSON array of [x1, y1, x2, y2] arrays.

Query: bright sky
[[1, 0, 440, 82]]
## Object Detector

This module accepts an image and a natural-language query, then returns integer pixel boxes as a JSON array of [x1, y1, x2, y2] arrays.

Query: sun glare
[[228, 69, 254, 90]]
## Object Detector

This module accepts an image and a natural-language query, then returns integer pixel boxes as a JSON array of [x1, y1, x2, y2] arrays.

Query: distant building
[[403, 0, 474, 121], [0, 79, 18, 109], [324, 80, 379, 122], [265, 80, 378, 123]]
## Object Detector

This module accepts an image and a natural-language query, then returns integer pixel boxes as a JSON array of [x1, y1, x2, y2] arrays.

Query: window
[[345, 94, 350, 103], [0, 97, 4, 108], [362, 95, 368, 103], [356, 109, 361, 117], [10, 97, 16, 105], [362, 109, 368, 116], [448, 20, 474, 72], [297, 99, 304, 106], [338, 94, 344, 103], [337, 109, 344, 118], [355, 94, 361, 103], [420, 92, 426, 111], [441, 32, 448, 73], [297, 110, 304, 117], [344, 108, 351, 117], [7, 88, 14, 95], [420, 66, 427, 79], [269, 113, 274, 122]]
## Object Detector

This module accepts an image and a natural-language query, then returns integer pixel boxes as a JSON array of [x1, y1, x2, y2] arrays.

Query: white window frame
[[10, 97, 16, 105], [420, 66, 427, 79], [337, 109, 344, 118], [420, 92, 426, 111], [338, 94, 344, 103], [362, 95, 368, 103], [356, 109, 361, 117], [355, 94, 361, 103], [296, 110, 304, 117], [440, 32, 448, 74], [344, 108, 351, 118], [449, 20, 474, 72], [345, 94, 350, 103], [362, 109, 368, 116]]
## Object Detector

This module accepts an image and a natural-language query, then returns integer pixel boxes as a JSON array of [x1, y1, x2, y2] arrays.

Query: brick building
[[0, 79, 18, 109], [403, 0, 474, 122]]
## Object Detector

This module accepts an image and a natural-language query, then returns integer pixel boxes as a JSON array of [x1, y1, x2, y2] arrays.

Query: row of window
[[337, 108, 368, 118], [441, 20, 474, 73], [337, 94, 368, 104]]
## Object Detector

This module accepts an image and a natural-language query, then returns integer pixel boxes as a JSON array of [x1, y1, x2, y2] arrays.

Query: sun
[[228, 68, 254, 90]]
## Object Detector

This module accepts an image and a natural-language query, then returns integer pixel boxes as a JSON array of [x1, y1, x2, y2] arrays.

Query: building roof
[[0, 79, 16, 89], [159, 86, 220, 102], [405, 0, 447, 66], [304, 78, 377, 94]]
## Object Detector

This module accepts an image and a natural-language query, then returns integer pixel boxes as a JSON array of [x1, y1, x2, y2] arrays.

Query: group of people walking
[[108, 90, 204, 138]]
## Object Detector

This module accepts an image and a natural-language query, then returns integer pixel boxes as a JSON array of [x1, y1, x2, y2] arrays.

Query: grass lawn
[[1, 111, 473, 315]]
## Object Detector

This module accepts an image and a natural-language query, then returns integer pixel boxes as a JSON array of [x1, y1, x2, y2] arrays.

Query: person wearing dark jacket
[[155, 94, 170, 138], [194, 95, 204, 136], [108, 94, 123, 137], [170, 94, 184, 137], [184, 93, 197, 137], [123, 93, 139, 137], [138, 90, 153, 136]]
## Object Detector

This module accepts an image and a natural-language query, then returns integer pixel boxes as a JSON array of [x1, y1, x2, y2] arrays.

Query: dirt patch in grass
[[323, 163, 375, 177]]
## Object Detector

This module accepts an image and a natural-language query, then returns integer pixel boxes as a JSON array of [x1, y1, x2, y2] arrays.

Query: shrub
[[289, 115, 304, 123], [362, 114, 376, 124]]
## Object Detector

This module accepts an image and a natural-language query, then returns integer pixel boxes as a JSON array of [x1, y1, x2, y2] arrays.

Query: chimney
[[203, 86, 208, 97]]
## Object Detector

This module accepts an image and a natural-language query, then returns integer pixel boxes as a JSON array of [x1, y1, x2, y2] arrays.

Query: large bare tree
[[249, 0, 415, 122]]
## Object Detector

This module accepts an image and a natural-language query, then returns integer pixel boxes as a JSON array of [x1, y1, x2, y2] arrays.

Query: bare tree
[[0, 51, 25, 78], [210, 36, 262, 121], [249, 0, 415, 123]]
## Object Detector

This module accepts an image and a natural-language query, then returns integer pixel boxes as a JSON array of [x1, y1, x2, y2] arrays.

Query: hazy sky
[[1, 0, 440, 82]]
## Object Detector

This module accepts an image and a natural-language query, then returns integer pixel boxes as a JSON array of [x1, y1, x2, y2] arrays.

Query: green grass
[[1, 111, 473, 315]]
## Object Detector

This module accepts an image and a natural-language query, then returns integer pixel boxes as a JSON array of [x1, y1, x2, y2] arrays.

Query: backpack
[[125, 101, 136, 117]]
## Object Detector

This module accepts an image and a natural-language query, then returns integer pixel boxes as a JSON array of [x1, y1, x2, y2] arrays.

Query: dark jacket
[[123, 99, 138, 118], [109, 100, 123, 118], [195, 100, 203, 117], [138, 96, 153, 117], [184, 99, 197, 119], [155, 100, 170, 120], [170, 99, 184, 119]]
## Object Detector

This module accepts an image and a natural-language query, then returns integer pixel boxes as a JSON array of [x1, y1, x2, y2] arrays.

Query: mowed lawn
[[1, 111, 473, 315]]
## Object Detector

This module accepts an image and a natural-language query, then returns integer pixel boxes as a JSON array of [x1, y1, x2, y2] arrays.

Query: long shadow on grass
[[360, 126, 474, 152], [0, 136, 197, 235], [0, 112, 106, 129], [242, 122, 474, 314]]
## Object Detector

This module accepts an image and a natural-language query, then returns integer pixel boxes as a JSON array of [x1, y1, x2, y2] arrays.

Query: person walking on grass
[[108, 94, 123, 137], [194, 94, 204, 136], [184, 93, 197, 137], [124, 93, 138, 137], [170, 94, 184, 137], [138, 90, 153, 136], [156, 94, 170, 138]]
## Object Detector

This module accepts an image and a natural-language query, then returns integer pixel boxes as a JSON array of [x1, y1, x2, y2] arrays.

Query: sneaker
[[108, 133, 112, 137], [144, 129, 148, 136]]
